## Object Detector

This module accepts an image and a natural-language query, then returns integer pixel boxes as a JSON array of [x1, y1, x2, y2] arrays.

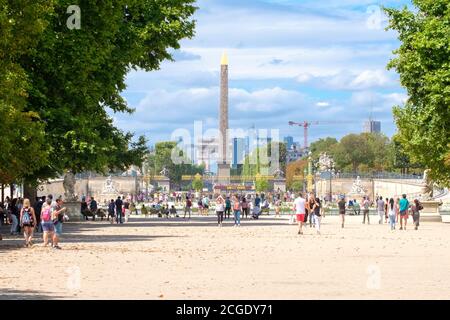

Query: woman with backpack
[[41, 196, 55, 247], [19, 199, 37, 247]]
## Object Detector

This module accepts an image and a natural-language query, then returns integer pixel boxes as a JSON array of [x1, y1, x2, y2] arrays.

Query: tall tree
[[20, 0, 196, 183], [385, 1, 450, 186], [0, 0, 51, 184]]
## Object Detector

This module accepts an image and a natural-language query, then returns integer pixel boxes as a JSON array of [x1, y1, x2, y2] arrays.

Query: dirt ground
[[1, 214, 450, 300]]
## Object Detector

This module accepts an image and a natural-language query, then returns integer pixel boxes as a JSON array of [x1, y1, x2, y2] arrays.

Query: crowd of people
[[0, 195, 67, 248], [0, 189, 426, 245]]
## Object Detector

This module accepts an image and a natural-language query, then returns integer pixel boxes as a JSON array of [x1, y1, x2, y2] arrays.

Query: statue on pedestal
[[421, 169, 434, 200], [349, 176, 366, 195], [63, 172, 77, 201]]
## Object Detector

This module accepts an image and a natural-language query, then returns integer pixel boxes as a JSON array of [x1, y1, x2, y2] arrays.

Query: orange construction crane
[[288, 120, 355, 150]]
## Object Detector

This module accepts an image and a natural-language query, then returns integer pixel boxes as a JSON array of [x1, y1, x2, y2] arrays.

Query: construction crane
[[288, 120, 355, 150]]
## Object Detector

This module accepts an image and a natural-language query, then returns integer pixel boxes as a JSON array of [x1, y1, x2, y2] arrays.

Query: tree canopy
[[1, 0, 197, 185], [385, 0, 450, 186]]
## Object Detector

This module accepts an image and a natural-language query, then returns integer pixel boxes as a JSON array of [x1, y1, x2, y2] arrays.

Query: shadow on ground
[[0, 288, 64, 300]]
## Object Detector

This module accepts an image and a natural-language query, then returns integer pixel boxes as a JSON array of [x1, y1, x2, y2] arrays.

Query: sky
[[113, 0, 412, 148]]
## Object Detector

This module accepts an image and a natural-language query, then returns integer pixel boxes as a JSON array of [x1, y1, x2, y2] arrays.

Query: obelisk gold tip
[[221, 51, 228, 65]]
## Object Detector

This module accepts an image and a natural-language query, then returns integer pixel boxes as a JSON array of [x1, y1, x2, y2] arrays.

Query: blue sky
[[113, 0, 412, 147]]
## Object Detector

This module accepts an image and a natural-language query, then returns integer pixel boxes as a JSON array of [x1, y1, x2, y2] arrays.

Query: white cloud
[[316, 102, 330, 107]]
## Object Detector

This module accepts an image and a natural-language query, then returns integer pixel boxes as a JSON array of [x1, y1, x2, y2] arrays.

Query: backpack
[[41, 206, 52, 222], [22, 209, 31, 224]]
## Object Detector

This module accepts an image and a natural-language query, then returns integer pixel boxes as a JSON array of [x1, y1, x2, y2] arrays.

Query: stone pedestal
[[420, 200, 442, 222], [217, 163, 231, 185], [64, 201, 83, 222], [156, 178, 170, 192], [273, 179, 286, 193], [439, 201, 450, 223]]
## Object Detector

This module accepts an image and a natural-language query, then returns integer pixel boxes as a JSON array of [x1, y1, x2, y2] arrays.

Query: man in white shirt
[[293, 193, 306, 235]]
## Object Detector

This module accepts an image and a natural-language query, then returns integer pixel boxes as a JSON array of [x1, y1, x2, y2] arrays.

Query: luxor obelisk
[[217, 52, 231, 184]]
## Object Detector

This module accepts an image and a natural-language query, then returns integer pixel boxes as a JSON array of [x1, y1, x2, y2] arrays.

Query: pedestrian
[[225, 196, 232, 220], [184, 197, 192, 220], [293, 192, 306, 235], [202, 195, 210, 216], [388, 198, 396, 231], [108, 199, 115, 224], [338, 195, 346, 228], [313, 197, 322, 235], [41, 195, 55, 247], [233, 195, 242, 227], [80, 197, 89, 220], [412, 199, 423, 230], [52, 197, 67, 250], [275, 198, 281, 218], [399, 194, 409, 230], [90, 197, 98, 220], [395, 198, 400, 224], [241, 197, 249, 219], [384, 198, 389, 223], [362, 196, 370, 224], [33, 196, 45, 233], [216, 195, 225, 227], [9, 198, 19, 235], [353, 199, 360, 215], [376, 196, 385, 224], [115, 196, 123, 224], [308, 194, 315, 228], [19, 199, 37, 247], [124, 199, 130, 223]]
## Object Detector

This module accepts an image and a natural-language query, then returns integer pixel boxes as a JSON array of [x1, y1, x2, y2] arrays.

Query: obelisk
[[217, 52, 230, 184]]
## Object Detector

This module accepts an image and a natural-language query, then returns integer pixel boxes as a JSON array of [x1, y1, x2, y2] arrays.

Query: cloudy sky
[[114, 0, 412, 147]]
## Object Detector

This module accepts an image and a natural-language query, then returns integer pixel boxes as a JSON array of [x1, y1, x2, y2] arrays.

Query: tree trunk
[[23, 181, 38, 206]]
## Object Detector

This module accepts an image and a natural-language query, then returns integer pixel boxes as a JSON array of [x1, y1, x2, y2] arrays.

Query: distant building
[[232, 138, 246, 169], [283, 136, 294, 150], [364, 120, 381, 133], [287, 148, 304, 163]]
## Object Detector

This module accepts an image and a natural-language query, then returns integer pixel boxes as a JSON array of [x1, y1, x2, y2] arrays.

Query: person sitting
[[169, 205, 178, 218]]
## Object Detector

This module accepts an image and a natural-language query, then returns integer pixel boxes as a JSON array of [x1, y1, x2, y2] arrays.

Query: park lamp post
[[318, 153, 335, 202]]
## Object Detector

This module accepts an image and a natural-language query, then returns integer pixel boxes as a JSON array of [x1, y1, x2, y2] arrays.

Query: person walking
[[353, 199, 360, 215], [399, 194, 410, 230], [338, 195, 346, 228], [362, 196, 370, 224], [412, 199, 423, 230], [216, 195, 225, 227], [241, 197, 249, 219], [395, 198, 400, 224], [275, 198, 281, 218], [313, 197, 322, 235], [376, 196, 385, 224], [124, 199, 130, 223], [388, 198, 396, 231], [108, 199, 116, 224], [184, 197, 192, 220], [41, 196, 55, 247], [19, 199, 37, 247], [306, 193, 316, 228], [202, 195, 210, 216], [293, 193, 306, 235], [115, 196, 123, 224], [233, 195, 242, 227], [384, 198, 389, 224], [52, 197, 67, 250], [225, 196, 232, 220], [89, 197, 98, 220], [10, 198, 20, 235], [33, 196, 44, 233]]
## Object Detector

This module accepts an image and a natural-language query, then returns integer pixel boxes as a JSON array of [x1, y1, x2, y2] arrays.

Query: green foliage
[[0, 0, 196, 180], [0, 0, 52, 183], [192, 176, 204, 192], [385, 1, 450, 185], [242, 142, 287, 176], [255, 175, 269, 192], [309, 137, 338, 162], [145, 141, 204, 185], [290, 181, 303, 192]]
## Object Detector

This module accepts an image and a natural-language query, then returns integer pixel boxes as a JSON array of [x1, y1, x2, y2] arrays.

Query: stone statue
[[272, 168, 285, 178], [160, 167, 169, 178], [102, 175, 118, 194], [421, 169, 434, 200], [349, 176, 366, 195], [63, 172, 77, 201]]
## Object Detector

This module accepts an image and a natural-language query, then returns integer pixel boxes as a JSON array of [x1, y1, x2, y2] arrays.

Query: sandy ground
[[1, 214, 450, 300]]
